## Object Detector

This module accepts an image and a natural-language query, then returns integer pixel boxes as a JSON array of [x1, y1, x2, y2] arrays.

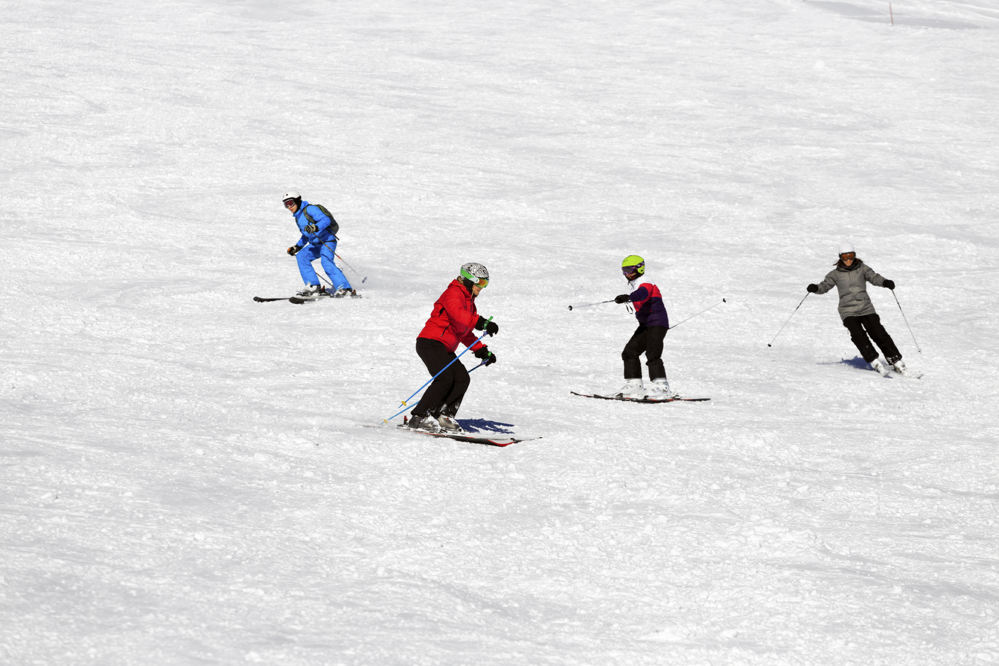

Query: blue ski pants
[[296, 241, 351, 291]]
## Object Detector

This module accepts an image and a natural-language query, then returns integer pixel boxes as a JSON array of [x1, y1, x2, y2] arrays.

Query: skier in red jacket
[[408, 263, 499, 433]]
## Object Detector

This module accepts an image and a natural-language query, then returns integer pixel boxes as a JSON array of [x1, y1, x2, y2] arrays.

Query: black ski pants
[[622, 325, 668, 381], [843, 313, 901, 364], [412, 338, 471, 419]]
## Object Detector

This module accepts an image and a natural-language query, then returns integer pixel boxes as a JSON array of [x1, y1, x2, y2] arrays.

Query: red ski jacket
[[418, 279, 488, 353]]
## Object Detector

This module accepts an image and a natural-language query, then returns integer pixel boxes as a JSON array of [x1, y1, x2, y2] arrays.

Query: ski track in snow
[[2, 0, 999, 663]]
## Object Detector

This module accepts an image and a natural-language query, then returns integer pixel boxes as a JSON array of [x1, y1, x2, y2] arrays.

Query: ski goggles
[[622, 265, 643, 277], [839, 252, 856, 260], [474, 278, 488, 288]]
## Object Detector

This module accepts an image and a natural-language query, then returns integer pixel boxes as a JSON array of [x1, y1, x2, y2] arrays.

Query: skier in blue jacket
[[283, 190, 355, 298]]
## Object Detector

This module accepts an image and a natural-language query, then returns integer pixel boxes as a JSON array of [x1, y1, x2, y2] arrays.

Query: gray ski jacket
[[814, 259, 889, 320]]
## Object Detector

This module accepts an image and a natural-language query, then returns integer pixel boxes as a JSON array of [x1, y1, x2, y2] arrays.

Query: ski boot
[[645, 378, 676, 399], [615, 378, 645, 398], [870, 358, 890, 377], [407, 414, 441, 433], [436, 414, 463, 433], [886, 355, 907, 375], [295, 284, 322, 298]]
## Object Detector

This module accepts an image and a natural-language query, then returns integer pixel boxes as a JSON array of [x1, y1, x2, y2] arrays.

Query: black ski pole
[[891, 290, 921, 353], [316, 240, 368, 284], [568, 299, 615, 311], [767, 293, 809, 348], [316, 273, 334, 290], [669, 298, 727, 330]]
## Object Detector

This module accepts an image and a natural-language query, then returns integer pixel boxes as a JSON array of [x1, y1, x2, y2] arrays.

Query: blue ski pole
[[383, 319, 493, 423]]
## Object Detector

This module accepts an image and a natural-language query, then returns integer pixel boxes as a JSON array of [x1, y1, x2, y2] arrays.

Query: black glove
[[287, 245, 301, 256], [806, 284, 818, 293], [614, 294, 631, 304], [304, 223, 318, 233], [474, 347, 497, 365], [475, 317, 499, 336], [883, 279, 895, 290]]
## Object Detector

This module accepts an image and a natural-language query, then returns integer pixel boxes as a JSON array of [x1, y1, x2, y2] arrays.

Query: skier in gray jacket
[[807, 243, 905, 375]]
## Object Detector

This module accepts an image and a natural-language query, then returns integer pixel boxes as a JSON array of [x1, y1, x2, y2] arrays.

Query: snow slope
[[2, 0, 999, 663]]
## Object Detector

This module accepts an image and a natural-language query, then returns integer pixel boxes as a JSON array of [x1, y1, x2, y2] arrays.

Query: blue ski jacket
[[291, 200, 338, 250]]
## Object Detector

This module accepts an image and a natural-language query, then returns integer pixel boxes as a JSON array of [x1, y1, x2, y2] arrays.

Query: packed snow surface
[[3, 0, 999, 663]]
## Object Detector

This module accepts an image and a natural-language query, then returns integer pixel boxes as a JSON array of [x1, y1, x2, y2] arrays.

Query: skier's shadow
[[458, 418, 516, 435], [816, 356, 869, 370]]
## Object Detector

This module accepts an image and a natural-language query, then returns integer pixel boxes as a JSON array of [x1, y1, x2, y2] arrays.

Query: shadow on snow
[[816, 356, 870, 371], [457, 418, 516, 435]]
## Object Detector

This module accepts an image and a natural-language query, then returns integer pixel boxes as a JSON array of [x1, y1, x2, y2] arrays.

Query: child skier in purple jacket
[[613, 255, 673, 398]]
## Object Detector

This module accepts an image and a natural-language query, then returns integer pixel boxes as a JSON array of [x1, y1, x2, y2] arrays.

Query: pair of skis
[[253, 293, 361, 305], [376, 391, 710, 448], [871, 365, 923, 380], [571, 391, 710, 403], [367, 422, 536, 447]]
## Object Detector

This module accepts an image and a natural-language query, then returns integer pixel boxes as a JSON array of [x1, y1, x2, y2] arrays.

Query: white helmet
[[459, 262, 489, 286], [838, 241, 855, 256], [282, 190, 301, 203]]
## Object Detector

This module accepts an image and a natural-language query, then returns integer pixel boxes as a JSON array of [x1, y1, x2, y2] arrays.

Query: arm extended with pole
[[569, 296, 727, 329], [383, 319, 493, 423]]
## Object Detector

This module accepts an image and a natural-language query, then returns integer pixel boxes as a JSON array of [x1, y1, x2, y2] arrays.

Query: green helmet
[[621, 255, 645, 279]]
